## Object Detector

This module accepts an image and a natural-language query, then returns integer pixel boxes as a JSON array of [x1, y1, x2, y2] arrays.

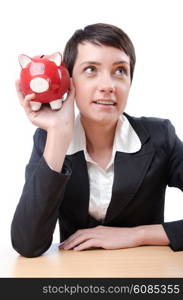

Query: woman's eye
[[84, 66, 96, 74], [115, 67, 126, 76]]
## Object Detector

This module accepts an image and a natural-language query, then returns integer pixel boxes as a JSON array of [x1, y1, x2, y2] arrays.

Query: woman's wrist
[[135, 224, 170, 246], [43, 128, 72, 173]]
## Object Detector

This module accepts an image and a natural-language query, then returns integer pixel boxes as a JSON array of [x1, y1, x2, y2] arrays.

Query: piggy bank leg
[[50, 99, 62, 110], [62, 93, 68, 102], [30, 101, 42, 111]]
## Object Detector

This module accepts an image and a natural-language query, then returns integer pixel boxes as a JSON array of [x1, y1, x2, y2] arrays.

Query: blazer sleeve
[[162, 120, 183, 251], [11, 128, 72, 257]]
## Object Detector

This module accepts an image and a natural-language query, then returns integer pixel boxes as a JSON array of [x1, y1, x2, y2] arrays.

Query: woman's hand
[[15, 79, 75, 135], [59, 225, 141, 251], [59, 224, 170, 251]]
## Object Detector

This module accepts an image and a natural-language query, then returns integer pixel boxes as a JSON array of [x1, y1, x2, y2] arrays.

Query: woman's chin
[[90, 114, 118, 126]]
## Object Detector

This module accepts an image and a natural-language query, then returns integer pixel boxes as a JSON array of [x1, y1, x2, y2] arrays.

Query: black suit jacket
[[11, 113, 183, 257]]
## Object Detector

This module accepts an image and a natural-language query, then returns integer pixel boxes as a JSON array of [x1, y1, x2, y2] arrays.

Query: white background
[[0, 0, 183, 248]]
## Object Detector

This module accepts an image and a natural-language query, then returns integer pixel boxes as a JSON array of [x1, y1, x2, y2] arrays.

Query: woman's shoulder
[[124, 112, 176, 148], [124, 112, 173, 134], [124, 113, 177, 156]]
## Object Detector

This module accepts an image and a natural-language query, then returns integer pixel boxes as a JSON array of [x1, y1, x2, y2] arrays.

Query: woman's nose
[[98, 75, 115, 93]]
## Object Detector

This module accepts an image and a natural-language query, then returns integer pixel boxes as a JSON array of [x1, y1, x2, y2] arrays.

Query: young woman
[[11, 23, 183, 257]]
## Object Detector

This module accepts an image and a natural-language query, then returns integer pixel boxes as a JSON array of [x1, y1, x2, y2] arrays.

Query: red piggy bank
[[19, 52, 70, 111]]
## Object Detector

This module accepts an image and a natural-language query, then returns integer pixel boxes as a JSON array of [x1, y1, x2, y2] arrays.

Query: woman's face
[[72, 42, 131, 126]]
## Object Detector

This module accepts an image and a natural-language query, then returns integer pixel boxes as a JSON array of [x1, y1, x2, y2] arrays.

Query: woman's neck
[[80, 116, 117, 154]]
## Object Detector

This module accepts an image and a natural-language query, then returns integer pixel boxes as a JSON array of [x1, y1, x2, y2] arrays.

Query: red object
[[19, 52, 70, 110]]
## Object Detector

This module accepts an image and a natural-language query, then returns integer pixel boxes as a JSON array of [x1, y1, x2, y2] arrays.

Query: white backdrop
[[0, 0, 183, 247]]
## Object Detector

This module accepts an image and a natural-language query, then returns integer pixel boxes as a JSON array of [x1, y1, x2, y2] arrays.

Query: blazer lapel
[[64, 151, 90, 227], [103, 114, 155, 224]]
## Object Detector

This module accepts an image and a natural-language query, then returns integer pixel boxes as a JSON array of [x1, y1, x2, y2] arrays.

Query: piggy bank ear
[[48, 52, 62, 67], [18, 54, 32, 69]]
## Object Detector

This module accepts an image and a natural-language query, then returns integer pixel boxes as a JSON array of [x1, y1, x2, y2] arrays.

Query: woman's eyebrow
[[79, 60, 130, 67], [113, 60, 130, 66], [79, 61, 101, 66]]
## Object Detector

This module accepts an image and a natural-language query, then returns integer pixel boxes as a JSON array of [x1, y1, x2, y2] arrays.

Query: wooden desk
[[1, 244, 183, 277]]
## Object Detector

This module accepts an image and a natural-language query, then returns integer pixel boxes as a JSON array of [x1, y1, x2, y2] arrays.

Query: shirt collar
[[114, 114, 141, 153], [66, 113, 141, 156]]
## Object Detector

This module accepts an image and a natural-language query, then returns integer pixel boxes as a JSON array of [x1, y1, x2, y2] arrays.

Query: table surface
[[1, 244, 183, 277]]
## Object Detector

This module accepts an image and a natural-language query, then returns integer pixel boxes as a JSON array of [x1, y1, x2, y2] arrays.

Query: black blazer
[[11, 113, 183, 257]]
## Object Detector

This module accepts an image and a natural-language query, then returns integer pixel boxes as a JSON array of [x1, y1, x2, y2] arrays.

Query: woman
[[11, 23, 183, 257]]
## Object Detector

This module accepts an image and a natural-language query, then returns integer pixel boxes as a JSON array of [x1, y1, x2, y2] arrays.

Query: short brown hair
[[63, 23, 136, 81]]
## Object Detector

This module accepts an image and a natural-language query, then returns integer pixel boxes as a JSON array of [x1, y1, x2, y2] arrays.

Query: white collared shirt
[[67, 114, 141, 221]]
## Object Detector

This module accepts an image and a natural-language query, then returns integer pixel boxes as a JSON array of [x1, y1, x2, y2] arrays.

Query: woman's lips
[[92, 99, 116, 106], [92, 100, 116, 109]]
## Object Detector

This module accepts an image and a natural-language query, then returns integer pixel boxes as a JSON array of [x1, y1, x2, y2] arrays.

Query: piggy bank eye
[[30, 62, 45, 75], [40, 55, 45, 58]]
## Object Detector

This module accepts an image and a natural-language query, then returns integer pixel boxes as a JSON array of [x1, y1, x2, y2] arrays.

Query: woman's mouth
[[92, 99, 116, 107]]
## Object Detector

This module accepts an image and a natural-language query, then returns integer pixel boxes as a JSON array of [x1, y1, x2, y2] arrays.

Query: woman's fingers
[[61, 78, 75, 119], [15, 79, 36, 114], [15, 79, 24, 105], [65, 78, 75, 103], [68, 78, 75, 96], [24, 93, 35, 108]]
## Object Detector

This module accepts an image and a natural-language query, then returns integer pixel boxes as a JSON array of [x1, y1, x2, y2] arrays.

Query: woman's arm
[[11, 128, 72, 257], [11, 80, 75, 257]]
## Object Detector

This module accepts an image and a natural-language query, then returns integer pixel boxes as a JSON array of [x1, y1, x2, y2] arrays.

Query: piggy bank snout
[[30, 77, 49, 93]]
